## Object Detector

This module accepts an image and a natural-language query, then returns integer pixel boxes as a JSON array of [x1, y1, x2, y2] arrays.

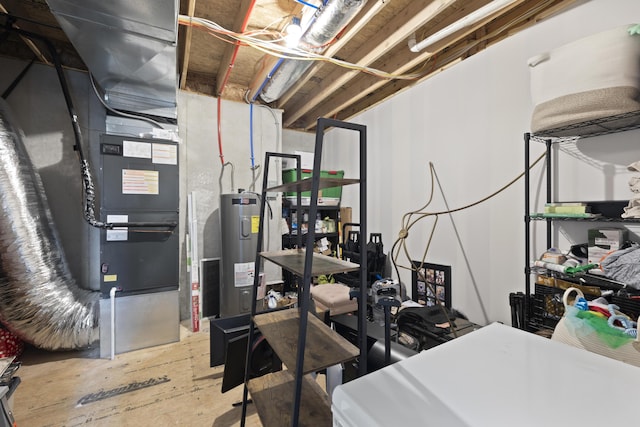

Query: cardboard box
[[588, 228, 626, 264], [340, 206, 352, 236]]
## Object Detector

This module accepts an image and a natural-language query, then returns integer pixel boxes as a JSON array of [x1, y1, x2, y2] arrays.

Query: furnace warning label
[[123, 140, 151, 159], [152, 143, 177, 165], [234, 262, 255, 288], [106, 214, 128, 241], [122, 169, 159, 195]]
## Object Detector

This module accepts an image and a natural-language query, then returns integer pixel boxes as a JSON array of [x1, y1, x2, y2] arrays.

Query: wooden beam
[[179, 0, 197, 90], [215, 0, 255, 96], [0, 1, 51, 65], [295, 0, 569, 130], [281, 0, 472, 128], [276, 0, 390, 107]]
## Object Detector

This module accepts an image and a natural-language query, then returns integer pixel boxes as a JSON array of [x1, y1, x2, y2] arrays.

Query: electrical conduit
[[250, 102, 256, 169]]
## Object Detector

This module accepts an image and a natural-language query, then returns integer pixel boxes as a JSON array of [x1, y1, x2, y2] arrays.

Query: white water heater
[[219, 192, 260, 317]]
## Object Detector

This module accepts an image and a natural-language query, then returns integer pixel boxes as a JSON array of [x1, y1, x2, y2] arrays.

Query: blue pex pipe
[[295, 0, 319, 9], [252, 58, 284, 102]]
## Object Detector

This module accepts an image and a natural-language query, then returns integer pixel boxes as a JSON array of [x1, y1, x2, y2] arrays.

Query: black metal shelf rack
[[240, 117, 368, 427], [522, 110, 640, 331]]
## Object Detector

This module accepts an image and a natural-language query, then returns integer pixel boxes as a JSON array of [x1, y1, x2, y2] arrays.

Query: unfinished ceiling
[[0, 0, 580, 130]]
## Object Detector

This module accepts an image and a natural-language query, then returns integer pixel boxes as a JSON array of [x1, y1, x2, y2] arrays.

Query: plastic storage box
[[282, 169, 344, 205]]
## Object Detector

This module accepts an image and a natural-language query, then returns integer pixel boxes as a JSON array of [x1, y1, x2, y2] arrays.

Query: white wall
[[321, 0, 640, 325], [283, 128, 315, 154]]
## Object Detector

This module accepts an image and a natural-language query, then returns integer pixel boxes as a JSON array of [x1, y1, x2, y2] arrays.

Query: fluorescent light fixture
[[408, 0, 519, 53]]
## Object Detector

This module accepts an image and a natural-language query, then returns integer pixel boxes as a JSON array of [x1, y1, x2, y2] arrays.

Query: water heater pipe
[[110, 286, 118, 360]]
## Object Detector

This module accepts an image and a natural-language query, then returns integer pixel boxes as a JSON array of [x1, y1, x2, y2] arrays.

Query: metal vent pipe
[[259, 0, 366, 103], [0, 100, 99, 350]]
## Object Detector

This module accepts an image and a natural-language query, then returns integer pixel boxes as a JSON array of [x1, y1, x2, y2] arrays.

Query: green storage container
[[282, 169, 344, 199]]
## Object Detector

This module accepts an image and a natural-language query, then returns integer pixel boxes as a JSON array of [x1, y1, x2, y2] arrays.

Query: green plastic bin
[[282, 169, 344, 199]]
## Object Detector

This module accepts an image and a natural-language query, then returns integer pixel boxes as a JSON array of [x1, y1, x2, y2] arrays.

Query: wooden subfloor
[[12, 319, 263, 427]]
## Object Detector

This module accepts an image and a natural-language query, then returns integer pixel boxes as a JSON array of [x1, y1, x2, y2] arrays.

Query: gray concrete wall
[[177, 92, 283, 320], [1, 58, 104, 291]]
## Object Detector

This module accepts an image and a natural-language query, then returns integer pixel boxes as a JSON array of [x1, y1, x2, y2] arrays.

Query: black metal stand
[[240, 117, 368, 427], [378, 297, 401, 366]]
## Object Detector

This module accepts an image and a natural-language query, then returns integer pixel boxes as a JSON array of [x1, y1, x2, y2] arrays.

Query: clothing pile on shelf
[[601, 244, 640, 289], [622, 160, 640, 218]]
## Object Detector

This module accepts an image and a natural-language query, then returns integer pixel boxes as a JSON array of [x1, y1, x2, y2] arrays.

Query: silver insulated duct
[[0, 100, 99, 350], [46, 0, 178, 119], [259, 0, 366, 103]]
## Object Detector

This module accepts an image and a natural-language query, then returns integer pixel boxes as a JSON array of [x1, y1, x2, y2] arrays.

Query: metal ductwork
[[0, 100, 99, 351], [46, 0, 178, 119], [258, 0, 366, 103]]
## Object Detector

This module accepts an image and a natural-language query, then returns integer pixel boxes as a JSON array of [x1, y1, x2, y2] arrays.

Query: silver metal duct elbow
[[0, 100, 99, 351], [259, 0, 366, 103], [301, 0, 365, 52], [259, 60, 314, 104]]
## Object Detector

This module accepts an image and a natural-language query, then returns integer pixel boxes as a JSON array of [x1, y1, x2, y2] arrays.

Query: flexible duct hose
[[0, 100, 99, 350]]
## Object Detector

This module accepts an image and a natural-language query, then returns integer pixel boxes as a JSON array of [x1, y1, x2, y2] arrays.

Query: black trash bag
[[396, 305, 466, 336]]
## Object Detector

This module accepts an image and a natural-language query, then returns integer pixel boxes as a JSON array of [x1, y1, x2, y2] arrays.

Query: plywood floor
[[12, 320, 263, 427]]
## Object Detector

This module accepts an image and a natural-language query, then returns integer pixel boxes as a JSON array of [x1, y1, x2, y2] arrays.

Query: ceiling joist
[[0, 0, 582, 130], [281, 0, 487, 127], [295, 0, 573, 130]]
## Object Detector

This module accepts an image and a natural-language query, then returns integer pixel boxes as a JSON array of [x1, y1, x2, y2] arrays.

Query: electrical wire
[[255, 104, 282, 187], [1, 59, 34, 100], [178, 15, 423, 81], [89, 73, 165, 129], [3, 24, 175, 231], [390, 152, 547, 330], [248, 101, 259, 192]]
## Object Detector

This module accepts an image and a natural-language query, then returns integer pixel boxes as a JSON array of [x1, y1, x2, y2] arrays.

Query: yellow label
[[104, 274, 118, 282], [251, 216, 260, 233]]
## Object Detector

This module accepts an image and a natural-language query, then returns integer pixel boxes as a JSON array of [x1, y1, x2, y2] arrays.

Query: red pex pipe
[[218, 0, 257, 96], [218, 0, 257, 165]]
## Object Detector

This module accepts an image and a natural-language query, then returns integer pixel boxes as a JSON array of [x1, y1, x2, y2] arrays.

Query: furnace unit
[[219, 192, 259, 317], [98, 134, 179, 357]]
